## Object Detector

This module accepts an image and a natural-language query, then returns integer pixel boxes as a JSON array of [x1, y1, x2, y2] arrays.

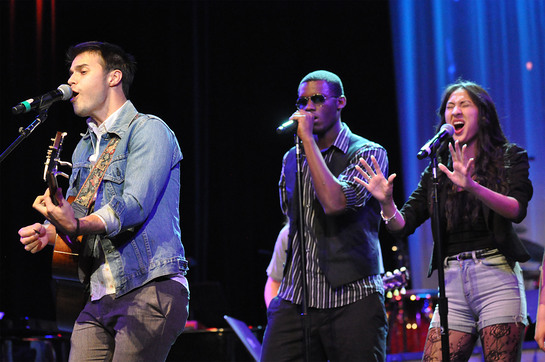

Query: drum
[[386, 289, 438, 354]]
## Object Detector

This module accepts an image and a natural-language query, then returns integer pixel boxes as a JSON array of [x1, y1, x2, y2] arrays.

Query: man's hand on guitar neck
[[33, 187, 79, 238]]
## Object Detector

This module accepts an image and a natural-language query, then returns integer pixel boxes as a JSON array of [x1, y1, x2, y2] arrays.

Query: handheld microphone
[[417, 123, 455, 160], [12, 84, 72, 115], [276, 119, 297, 134]]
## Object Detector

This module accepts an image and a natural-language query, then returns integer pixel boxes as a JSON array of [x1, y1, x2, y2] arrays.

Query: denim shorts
[[429, 249, 527, 335]]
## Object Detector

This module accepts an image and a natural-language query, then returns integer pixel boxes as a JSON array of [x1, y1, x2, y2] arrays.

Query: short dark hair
[[66, 41, 137, 98], [299, 70, 344, 97]]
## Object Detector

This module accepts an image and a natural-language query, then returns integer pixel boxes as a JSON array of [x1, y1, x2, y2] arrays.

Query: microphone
[[276, 119, 297, 134], [12, 84, 72, 115], [417, 123, 455, 160]]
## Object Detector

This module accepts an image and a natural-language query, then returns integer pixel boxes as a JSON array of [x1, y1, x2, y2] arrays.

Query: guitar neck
[[46, 172, 59, 206], [44, 131, 67, 207]]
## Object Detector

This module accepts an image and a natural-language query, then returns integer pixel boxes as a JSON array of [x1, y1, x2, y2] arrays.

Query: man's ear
[[108, 69, 123, 87], [337, 96, 347, 110]]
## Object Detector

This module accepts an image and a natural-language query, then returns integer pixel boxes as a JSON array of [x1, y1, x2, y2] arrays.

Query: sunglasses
[[295, 94, 337, 110]]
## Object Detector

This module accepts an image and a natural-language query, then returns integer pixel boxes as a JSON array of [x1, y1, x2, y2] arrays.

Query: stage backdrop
[[390, 0, 545, 290]]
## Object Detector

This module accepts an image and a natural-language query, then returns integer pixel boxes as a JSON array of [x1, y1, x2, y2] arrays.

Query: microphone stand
[[294, 134, 311, 362], [0, 108, 49, 164], [429, 151, 449, 362]]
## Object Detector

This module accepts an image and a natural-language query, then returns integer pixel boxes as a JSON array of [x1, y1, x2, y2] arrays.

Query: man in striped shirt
[[261, 70, 388, 361]]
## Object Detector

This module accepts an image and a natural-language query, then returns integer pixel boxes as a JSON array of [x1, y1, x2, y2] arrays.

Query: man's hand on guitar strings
[[18, 223, 49, 254], [33, 188, 78, 237]]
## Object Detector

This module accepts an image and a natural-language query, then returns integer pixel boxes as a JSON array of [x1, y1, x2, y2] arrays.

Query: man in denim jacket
[[18, 41, 189, 361]]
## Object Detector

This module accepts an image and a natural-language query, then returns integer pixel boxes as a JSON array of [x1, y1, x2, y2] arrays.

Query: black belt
[[446, 248, 501, 262]]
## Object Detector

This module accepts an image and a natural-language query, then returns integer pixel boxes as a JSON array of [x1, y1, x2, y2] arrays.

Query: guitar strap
[[72, 136, 121, 210]]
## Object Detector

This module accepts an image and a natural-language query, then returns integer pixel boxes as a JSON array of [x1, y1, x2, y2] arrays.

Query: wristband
[[380, 208, 398, 225]]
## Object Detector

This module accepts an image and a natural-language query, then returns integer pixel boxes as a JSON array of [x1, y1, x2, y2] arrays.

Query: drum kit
[[385, 287, 437, 354], [382, 267, 434, 353]]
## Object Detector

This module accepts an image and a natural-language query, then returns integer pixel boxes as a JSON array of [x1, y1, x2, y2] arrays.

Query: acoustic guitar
[[44, 132, 86, 332]]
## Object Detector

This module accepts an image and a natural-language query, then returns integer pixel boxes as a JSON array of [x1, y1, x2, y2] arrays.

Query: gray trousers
[[69, 278, 189, 362]]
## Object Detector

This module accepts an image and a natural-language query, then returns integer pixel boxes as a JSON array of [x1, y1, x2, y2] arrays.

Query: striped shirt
[[277, 123, 388, 309]]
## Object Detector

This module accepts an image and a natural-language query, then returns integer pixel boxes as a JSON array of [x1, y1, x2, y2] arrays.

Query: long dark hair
[[437, 80, 509, 229]]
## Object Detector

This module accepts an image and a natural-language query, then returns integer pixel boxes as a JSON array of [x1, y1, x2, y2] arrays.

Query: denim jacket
[[66, 101, 188, 297]]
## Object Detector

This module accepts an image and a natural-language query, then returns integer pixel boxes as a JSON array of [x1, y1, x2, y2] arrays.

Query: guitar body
[[53, 279, 86, 332]]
